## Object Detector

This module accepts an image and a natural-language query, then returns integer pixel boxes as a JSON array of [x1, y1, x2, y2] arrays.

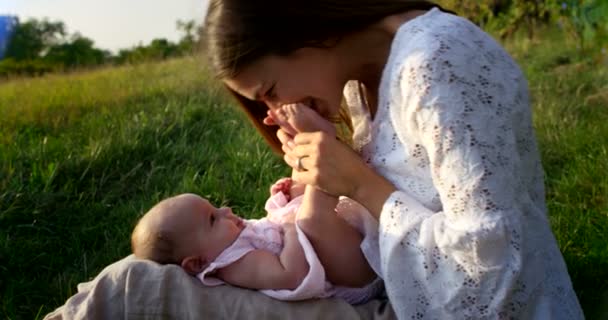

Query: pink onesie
[[196, 192, 384, 304]]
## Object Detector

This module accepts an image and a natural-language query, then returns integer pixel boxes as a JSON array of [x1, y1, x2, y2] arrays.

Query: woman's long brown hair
[[204, 0, 447, 154]]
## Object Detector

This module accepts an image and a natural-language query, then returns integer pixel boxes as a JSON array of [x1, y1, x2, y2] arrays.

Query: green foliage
[[44, 35, 111, 68], [436, 0, 495, 26], [558, 0, 608, 59], [1, 18, 204, 77], [0, 58, 56, 76], [437, 0, 562, 37], [0, 18, 109, 76], [493, 0, 558, 39], [437, 0, 607, 63], [114, 20, 203, 64], [176, 19, 198, 53], [4, 18, 66, 61], [114, 38, 180, 64]]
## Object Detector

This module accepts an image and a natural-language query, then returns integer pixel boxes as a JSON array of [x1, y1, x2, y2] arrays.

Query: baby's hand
[[270, 177, 293, 199], [268, 103, 337, 136]]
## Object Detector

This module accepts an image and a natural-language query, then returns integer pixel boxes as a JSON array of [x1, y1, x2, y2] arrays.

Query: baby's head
[[131, 193, 245, 275]]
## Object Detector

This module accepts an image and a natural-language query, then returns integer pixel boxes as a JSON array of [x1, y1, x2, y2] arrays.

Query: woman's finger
[[283, 151, 313, 172], [277, 128, 294, 146], [283, 152, 298, 170], [290, 168, 318, 191], [292, 131, 326, 146]]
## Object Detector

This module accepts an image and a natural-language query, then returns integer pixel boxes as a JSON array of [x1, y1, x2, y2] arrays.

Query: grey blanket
[[44, 255, 397, 320]]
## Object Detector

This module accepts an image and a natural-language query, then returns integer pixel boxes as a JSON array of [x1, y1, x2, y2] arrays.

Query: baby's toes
[[271, 108, 297, 136], [288, 104, 336, 135]]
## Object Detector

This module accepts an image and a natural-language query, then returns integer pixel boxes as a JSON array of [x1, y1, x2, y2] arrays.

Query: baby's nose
[[218, 207, 233, 218]]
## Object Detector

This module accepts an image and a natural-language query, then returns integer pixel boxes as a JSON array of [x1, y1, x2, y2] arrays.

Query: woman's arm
[[216, 223, 308, 290]]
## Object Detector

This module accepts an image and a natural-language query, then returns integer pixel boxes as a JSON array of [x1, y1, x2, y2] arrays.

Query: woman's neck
[[337, 10, 428, 118]]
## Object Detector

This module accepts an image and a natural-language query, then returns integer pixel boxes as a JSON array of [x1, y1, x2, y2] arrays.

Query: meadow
[[1, 31, 607, 319]]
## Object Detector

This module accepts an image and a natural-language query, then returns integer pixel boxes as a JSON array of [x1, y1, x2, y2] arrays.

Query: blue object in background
[[0, 16, 18, 59]]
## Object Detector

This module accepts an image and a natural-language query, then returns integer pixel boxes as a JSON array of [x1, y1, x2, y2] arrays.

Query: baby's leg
[[271, 104, 374, 285], [297, 185, 376, 288], [271, 103, 337, 136]]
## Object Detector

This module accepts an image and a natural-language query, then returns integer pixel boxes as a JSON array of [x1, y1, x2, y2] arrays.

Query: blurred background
[[1, 0, 605, 76], [0, 1, 606, 320], [0, 0, 207, 75]]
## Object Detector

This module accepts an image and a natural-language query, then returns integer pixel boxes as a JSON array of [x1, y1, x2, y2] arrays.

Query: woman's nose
[[264, 100, 282, 111]]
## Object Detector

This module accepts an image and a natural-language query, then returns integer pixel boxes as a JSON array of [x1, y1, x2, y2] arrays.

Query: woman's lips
[[307, 98, 327, 118]]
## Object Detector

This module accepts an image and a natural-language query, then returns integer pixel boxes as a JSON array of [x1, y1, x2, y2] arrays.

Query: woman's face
[[224, 47, 346, 120]]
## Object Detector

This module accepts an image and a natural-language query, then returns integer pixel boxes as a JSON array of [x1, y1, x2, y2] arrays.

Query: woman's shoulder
[[389, 8, 512, 73], [383, 8, 523, 96], [395, 8, 490, 50]]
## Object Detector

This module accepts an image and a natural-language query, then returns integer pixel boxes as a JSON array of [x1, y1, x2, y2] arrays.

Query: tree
[[4, 18, 66, 60], [44, 34, 110, 68], [177, 19, 197, 53]]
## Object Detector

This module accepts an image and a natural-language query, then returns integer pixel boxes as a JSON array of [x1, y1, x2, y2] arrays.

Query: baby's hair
[[131, 217, 180, 265], [131, 196, 193, 265]]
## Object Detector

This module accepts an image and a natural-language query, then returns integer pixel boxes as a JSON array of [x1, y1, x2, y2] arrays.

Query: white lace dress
[[343, 8, 584, 319]]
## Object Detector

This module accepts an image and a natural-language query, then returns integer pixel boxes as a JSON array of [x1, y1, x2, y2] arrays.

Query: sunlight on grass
[[0, 58, 216, 143]]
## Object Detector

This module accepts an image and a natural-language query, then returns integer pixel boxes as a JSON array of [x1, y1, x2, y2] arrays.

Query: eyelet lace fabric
[[344, 8, 583, 319]]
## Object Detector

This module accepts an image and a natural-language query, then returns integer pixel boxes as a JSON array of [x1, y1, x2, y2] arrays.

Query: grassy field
[[1, 32, 607, 319]]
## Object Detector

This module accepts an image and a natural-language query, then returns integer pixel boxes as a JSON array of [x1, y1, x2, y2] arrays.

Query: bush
[[0, 58, 56, 77]]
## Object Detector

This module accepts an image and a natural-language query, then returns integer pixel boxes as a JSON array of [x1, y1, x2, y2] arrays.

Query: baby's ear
[[181, 256, 208, 275]]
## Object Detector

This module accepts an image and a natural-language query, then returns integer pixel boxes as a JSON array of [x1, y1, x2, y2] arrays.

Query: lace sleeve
[[378, 32, 532, 318]]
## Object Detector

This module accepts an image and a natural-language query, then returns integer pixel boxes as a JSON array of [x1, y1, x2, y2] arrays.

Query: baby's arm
[[216, 223, 308, 290]]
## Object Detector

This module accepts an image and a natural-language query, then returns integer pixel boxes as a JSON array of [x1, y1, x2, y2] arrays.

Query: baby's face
[[174, 195, 245, 261]]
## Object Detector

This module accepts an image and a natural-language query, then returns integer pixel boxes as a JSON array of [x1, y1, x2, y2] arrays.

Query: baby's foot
[[272, 103, 337, 136], [270, 177, 293, 199]]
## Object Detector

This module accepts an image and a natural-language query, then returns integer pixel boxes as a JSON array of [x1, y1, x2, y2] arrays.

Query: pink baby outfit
[[197, 192, 384, 304]]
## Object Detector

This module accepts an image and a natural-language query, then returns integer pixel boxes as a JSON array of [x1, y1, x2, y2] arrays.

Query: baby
[[131, 105, 383, 303], [130, 189, 307, 290]]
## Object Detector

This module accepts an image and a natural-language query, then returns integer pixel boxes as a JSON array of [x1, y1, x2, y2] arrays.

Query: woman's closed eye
[[265, 83, 277, 100]]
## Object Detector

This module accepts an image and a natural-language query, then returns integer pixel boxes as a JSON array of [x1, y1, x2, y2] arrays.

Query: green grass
[[0, 57, 289, 319], [1, 33, 607, 319]]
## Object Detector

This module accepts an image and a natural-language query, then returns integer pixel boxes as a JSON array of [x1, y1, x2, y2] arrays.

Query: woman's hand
[[267, 103, 395, 217], [283, 131, 396, 218], [283, 131, 362, 197]]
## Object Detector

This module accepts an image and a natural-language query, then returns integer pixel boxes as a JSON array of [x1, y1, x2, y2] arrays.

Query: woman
[[205, 0, 583, 318]]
